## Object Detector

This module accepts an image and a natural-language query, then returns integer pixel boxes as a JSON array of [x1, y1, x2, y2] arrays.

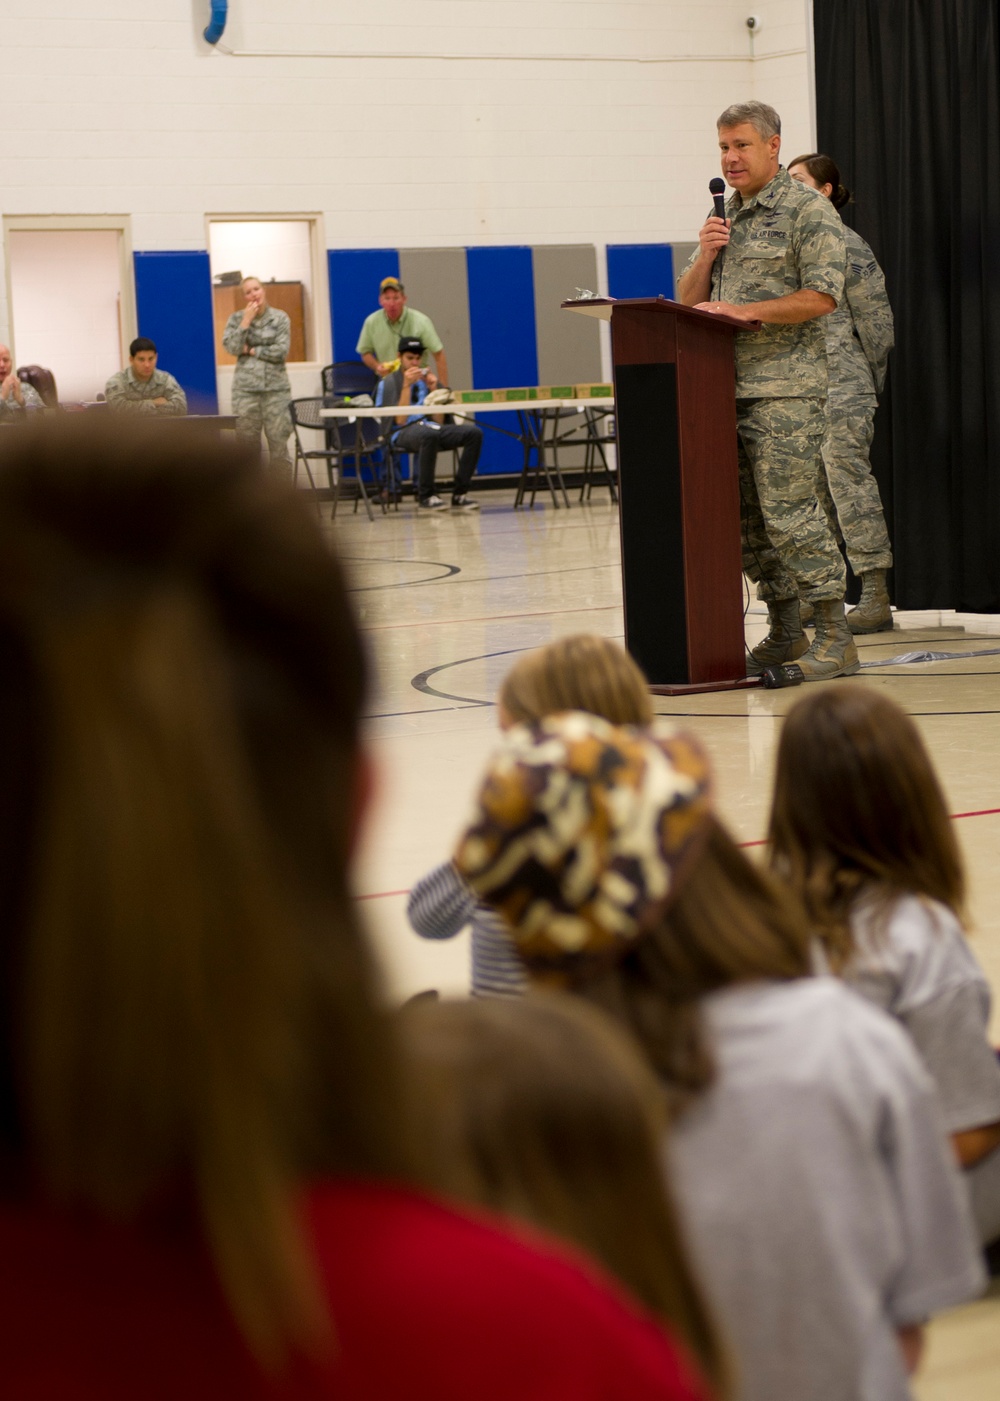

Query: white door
[[7, 229, 125, 404]]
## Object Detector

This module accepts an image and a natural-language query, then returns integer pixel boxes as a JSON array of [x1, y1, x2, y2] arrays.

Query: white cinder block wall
[[0, 0, 814, 347]]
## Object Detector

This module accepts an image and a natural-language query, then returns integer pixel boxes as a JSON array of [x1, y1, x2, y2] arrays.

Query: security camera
[[746, 15, 762, 31]]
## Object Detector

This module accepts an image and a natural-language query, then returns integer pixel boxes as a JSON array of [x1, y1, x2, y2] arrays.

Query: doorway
[[207, 218, 327, 367], [4, 220, 134, 404]]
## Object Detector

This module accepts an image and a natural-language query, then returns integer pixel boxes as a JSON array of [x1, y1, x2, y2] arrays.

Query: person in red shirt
[[0, 416, 712, 1401]]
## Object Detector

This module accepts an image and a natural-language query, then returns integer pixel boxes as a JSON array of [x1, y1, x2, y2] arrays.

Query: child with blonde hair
[[407, 635, 652, 995]]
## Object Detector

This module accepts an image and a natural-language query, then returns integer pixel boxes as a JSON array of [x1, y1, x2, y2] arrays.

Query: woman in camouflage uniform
[[789, 155, 895, 633], [222, 276, 292, 474]]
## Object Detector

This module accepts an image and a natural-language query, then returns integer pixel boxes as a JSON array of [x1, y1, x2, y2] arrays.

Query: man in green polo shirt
[[356, 276, 450, 385]]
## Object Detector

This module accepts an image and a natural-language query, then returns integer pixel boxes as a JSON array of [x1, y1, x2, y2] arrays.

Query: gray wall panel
[[532, 245, 603, 385], [670, 243, 699, 295], [398, 247, 473, 389]]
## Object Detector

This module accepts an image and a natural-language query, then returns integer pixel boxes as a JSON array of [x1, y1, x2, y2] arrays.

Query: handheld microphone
[[709, 177, 727, 221]]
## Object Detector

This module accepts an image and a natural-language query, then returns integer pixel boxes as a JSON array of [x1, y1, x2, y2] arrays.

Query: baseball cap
[[397, 336, 425, 356], [454, 712, 713, 979], [380, 276, 404, 292]]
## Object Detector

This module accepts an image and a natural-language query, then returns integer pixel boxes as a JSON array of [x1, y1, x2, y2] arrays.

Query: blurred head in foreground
[[0, 416, 399, 1359], [402, 992, 731, 1397], [455, 712, 811, 1109]]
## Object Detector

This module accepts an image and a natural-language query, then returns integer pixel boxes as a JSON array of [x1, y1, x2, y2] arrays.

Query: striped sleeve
[[407, 862, 478, 940]]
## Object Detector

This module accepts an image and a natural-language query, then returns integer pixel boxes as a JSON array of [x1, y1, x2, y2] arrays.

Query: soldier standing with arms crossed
[[222, 277, 292, 475], [678, 102, 854, 681]]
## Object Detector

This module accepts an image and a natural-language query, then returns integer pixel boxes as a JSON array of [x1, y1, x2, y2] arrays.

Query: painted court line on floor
[[358, 805, 1000, 900], [358, 603, 619, 633]]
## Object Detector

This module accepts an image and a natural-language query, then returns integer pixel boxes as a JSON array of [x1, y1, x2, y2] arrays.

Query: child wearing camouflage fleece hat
[[455, 712, 986, 1401]]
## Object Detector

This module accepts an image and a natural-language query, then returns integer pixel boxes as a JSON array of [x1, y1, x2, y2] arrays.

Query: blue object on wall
[[133, 251, 218, 413], [606, 244, 676, 301], [204, 0, 228, 45], [328, 249, 400, 365], [466, 246, 538, 476]]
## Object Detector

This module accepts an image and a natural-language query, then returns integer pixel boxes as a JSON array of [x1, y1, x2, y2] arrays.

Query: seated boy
[[375, 337, 481, 511]]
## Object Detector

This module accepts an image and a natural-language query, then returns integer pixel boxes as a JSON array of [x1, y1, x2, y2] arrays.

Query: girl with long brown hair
[[768, 685, 1000, 1241], [0, 418, 713, 1401], [403, 993, 731, 1399], [455, 711, 985, 1401]]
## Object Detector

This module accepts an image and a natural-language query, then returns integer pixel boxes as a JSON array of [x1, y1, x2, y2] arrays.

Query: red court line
[[355, 806, 1000, 902]]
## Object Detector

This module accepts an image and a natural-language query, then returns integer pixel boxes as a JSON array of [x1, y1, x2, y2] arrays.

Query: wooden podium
[[564, 296, 751, 694]]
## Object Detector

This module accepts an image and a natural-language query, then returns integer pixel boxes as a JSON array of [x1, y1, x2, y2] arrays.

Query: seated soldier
[[105, 338, 187, 415], [375, 337, 481, 511], [0, 344, 45, 419]]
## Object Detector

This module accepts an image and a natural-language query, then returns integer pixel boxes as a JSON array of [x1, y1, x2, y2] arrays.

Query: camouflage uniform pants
[[737, 396, 845, 604], [231, 388, 292, 471], [821, 391, 893, 573]]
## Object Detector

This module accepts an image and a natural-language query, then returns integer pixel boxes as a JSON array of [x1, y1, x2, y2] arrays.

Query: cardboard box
[[496, 387, 540, 402], [453, 389, 499, 404], [451, 384, 613, 404]]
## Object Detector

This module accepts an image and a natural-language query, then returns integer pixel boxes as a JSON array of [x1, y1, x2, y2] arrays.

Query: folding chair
[[514, 408, 571, 509], [290, 397, 379, 522], [321, 361, 378, 398], [578, 407, 618, 503]]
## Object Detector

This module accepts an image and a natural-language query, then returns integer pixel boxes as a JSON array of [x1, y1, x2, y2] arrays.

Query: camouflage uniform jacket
[[691, 168, 847, 398], [222, 305, 291, 393], [104, 366, 187, 415], [825, 223, 893, 398], [0, 380, 44, 417]]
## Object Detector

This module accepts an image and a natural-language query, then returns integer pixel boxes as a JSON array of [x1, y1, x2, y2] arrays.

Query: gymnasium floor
[[337, 486, 1000, 1399]]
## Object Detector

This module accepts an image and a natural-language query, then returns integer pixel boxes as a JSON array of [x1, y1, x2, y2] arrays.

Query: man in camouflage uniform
[[789, 158, 894, 633], [0, 344, 45, 420], [678, 101, 855, 681], [105, 337, 188, 415], [222, 276, 292, 473]]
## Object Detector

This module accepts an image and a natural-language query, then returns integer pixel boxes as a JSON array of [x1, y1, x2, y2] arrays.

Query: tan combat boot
[[747, 598, 808, 676], [796, 599, 861, 681], [799, 597, 815, 628], [846, 570, 893, 634]]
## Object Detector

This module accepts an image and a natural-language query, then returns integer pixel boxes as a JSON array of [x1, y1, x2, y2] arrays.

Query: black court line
[[347, 558, 619, 596], [363, 703, 487, 720], [411, 646, 530, 705], [340, 557, 462, 592], [410, 636, 1000, 717], [359, 602, 621, 634]]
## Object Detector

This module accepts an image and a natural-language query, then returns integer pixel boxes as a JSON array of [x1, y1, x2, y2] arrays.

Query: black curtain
[[815, 0, 1000, 609]]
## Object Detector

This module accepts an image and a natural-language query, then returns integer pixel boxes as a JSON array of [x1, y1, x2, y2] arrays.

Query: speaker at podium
[[563, 296, 754, 695]]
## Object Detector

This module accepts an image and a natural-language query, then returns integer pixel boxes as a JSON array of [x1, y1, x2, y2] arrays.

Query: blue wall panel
[[133, 252, 218, 413], [328, 248, 399, 365], [466, 246, 538, 476], [606, 244, 675, 301]]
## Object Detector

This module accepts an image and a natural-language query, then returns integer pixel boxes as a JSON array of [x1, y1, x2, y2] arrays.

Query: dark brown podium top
[[562, 295, 758, 333]]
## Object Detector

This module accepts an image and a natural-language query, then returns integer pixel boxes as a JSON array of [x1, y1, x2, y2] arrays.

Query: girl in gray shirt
[[453, 713, 986, 1401], [769, 686, 1000, 1244]]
